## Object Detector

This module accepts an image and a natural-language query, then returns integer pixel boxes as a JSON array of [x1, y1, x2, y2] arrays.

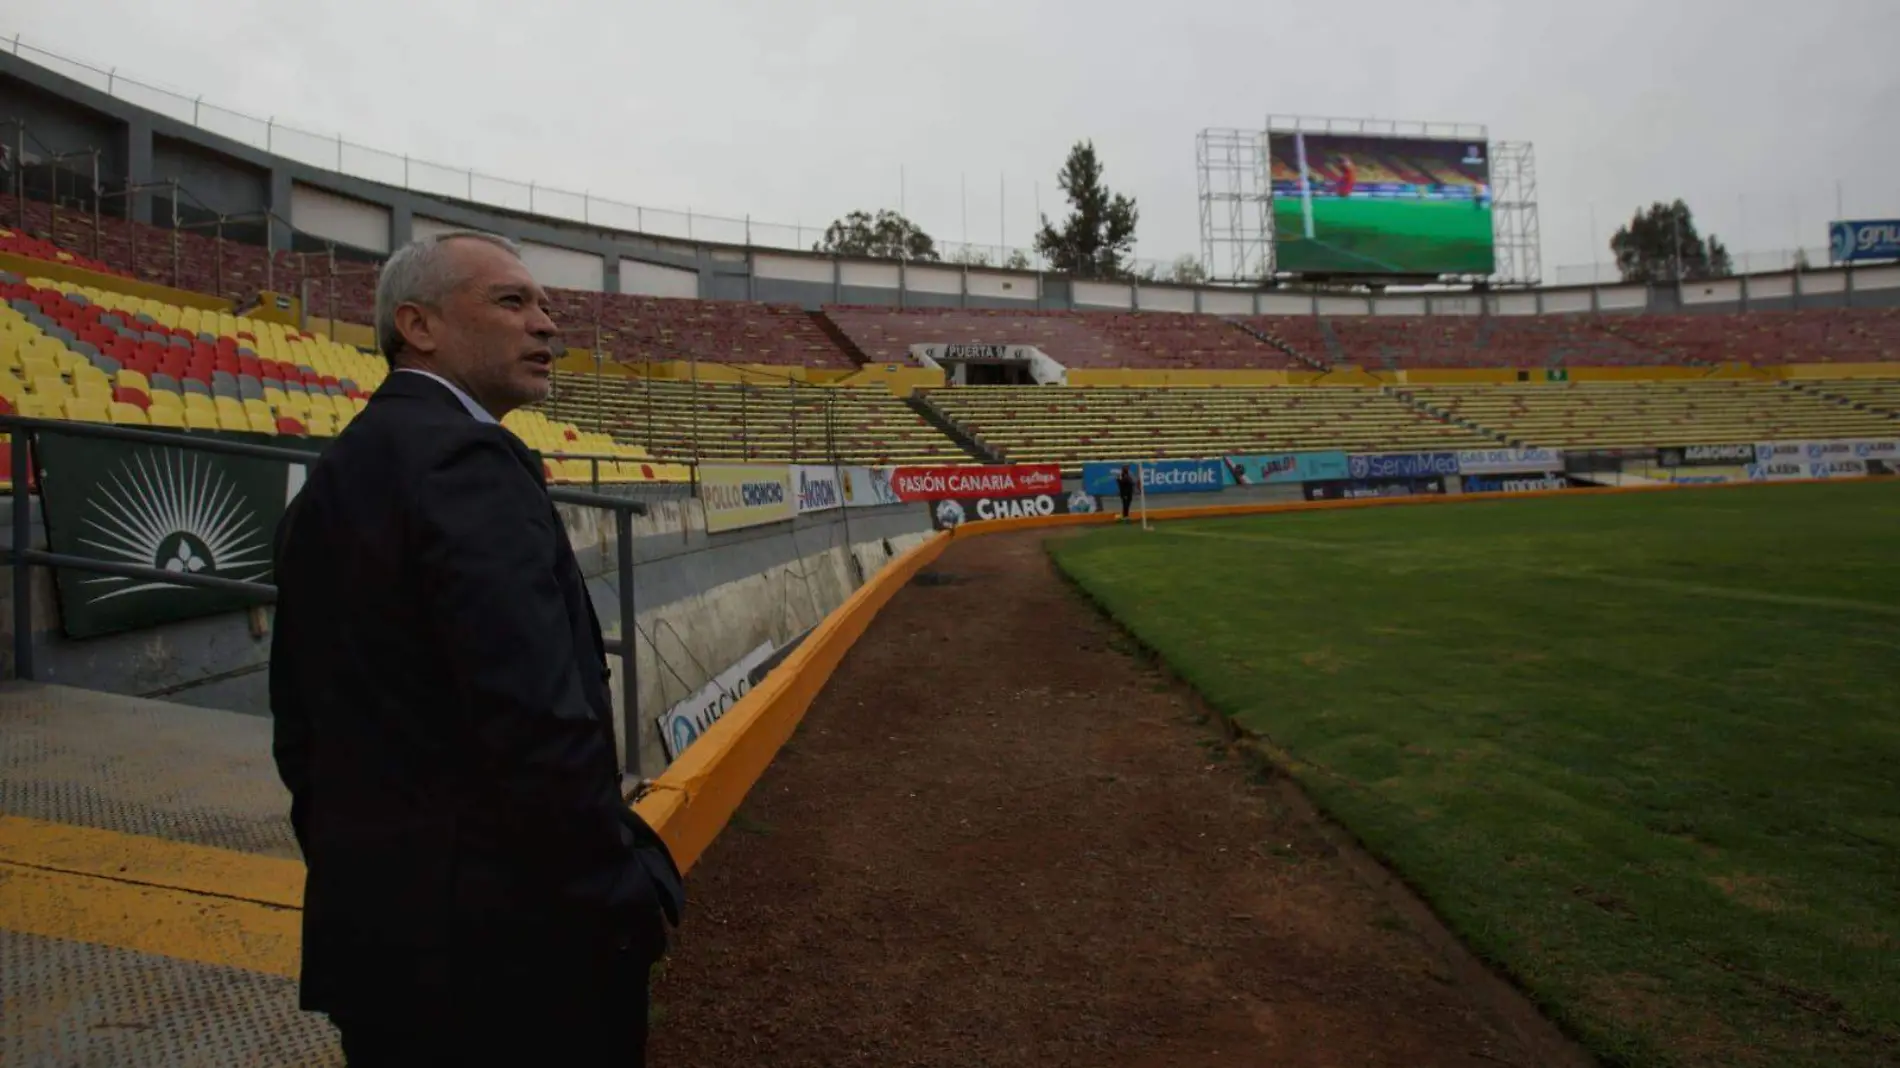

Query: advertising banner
[[1660, 444, 1755, 467], [700, 463, 795, 533], [658, 640, 778, 761], [1752, 441, 1805, 467], [792, 464, 843, 514], [839, 465, 903, 509], [1080, 458, 1224, 496], [1829, 220, 1900, 264], [1462, 474, 1567, 494], [1348, 452, 1461, 479], [1746, 460, 1806, 481], [1805, 459, 1868, 479], [891, 464, 1062, 502], [1221, 450, 1351, 485], [1455, 447, 1564, 474], [1303, 477, 1445, 501], [930, 490, 1098, 530], [36, 431, 293, 639], [1835, 439, 1900, 463]]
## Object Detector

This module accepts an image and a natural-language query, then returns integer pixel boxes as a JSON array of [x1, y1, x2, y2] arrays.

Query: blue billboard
[[1080, 458, 1225, 496], [1220, 450, 1351, 485], [1829, 220, 1900, 264], [1348, 452, 1461, 479]]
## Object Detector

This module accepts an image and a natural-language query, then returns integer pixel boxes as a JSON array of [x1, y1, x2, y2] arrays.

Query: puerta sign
[[35, 431, 298, 639]]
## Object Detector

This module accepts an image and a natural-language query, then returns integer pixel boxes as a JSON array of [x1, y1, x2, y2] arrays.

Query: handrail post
[[12, 432, 33, 680], [615, 505, 639, 775]]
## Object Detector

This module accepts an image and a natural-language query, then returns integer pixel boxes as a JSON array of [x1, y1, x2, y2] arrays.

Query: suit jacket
[[270, 371, 682, 1016]]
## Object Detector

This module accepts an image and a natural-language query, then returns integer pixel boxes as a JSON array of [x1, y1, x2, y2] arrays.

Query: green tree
[[1169, 254, 1207, 285], [814, 209, 939, 261], [1610, 200, 1734, 283], [1034, 140, 1139, 279]]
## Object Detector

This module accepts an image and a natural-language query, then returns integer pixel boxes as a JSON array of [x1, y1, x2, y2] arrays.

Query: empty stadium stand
[[823, 306, 1301, 370], [1605, 309, 1900, 365], [1, 223, 127, 277], [1404, 380, 1899, 449], [0, 265, 679, 485], [537, 371, 973, 465], [0, 194, 373, 315], [548, 291, 856, 369], [925, 385, 1496, 470], [1, 270, 375, 436], [1803, 378, 1900, 415], [1306, 314, 1664, 369]]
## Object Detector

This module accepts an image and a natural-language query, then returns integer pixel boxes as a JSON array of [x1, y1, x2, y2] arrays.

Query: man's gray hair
[[374, 231, 522, 360]]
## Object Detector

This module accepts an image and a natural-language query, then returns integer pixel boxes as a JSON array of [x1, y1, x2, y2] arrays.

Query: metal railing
[[1, 416, 654, 772]]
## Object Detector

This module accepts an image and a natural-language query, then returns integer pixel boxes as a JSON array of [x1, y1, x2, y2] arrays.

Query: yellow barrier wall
[[307, 317, 378, 350], [632, 530, 953, 871], [1779, 363, 1900, 380], [2, 252, 235, 313], [1063, 369, 1302, 388], [834, 365, 946, 394]]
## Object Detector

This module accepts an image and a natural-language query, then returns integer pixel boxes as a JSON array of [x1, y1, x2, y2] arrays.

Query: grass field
[[1049, 483, 1900, 1068], [1274, 196, 1495, 274]]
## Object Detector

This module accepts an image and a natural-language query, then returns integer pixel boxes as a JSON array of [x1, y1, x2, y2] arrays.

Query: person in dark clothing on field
[[1116, 464, 1137, 521], [271, 231, 682, 1067]]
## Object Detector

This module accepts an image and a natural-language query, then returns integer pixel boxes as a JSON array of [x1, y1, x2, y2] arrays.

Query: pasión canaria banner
[[699, 464, 796, 533]]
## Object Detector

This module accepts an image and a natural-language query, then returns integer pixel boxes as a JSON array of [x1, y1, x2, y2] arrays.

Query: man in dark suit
[[270, 231, 682, 1066]]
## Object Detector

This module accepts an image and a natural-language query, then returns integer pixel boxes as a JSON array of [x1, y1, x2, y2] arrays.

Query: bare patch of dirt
[[648, 533, 1595, 1068]]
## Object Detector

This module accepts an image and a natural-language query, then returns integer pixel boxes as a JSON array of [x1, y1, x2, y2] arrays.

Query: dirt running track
[[649, 533, 1591, 1068]]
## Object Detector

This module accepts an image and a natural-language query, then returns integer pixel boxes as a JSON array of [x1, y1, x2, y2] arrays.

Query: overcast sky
[[8, 0, 1897, 283]]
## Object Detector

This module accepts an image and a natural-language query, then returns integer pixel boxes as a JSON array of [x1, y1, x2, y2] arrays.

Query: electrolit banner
[[1080, 459, 1224, 496], [1221, 451, 1351, 486]]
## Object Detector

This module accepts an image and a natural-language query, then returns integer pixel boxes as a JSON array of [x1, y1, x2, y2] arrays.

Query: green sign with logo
[[1546, 368, 1570, 382], [35, 430, 312, 639]]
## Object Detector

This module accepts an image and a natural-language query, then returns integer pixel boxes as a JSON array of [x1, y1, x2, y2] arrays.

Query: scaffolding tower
[[1195, 128, 1271, 285], [1491, 141, 1541, 287]]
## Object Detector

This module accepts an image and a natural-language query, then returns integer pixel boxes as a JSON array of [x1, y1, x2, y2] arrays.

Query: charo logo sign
[[77, 451, 271, 603]]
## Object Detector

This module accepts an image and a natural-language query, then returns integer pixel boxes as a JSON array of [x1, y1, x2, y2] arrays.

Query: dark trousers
[[332, 942, 651, 1067], [1119, 492, 1133, 518]]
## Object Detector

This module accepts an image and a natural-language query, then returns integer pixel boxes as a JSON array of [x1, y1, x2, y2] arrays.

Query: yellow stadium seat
[[182, 406, 219, 431], [63, 398, 110, 423], [247, 411, 278, 434], [17, 394, 62, 419], [109, 402, 150, 426], [147, 405, 186, 429], [0, 374, 21, 405], [148, 389, 183, 412], [54, 349, 87, 375], [28, 374, 70, 400], [73, 376, 112, 404], [117, 369, 150, 394]]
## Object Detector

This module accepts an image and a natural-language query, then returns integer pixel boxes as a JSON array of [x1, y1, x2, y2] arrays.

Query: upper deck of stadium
[[3, 44, 1897, 356]]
